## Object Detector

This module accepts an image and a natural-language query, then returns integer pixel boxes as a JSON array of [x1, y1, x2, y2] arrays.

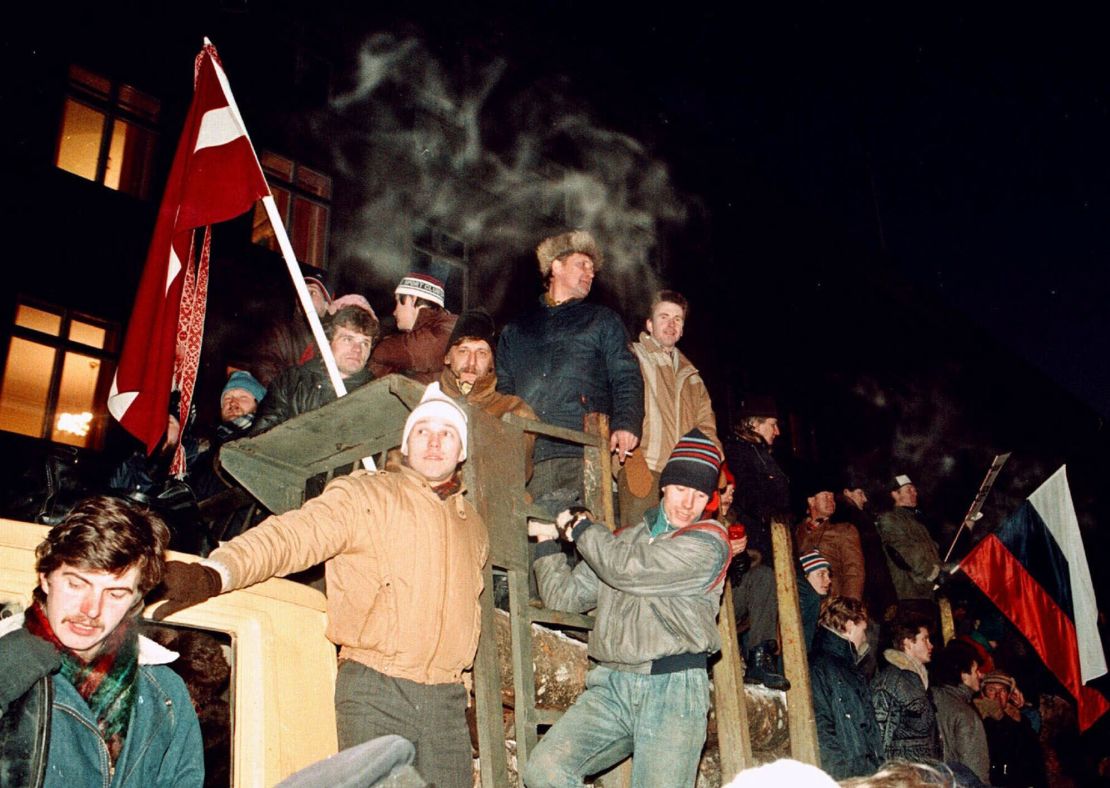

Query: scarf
[[431, 473, 463, 500], [24, 600, 139, 765]]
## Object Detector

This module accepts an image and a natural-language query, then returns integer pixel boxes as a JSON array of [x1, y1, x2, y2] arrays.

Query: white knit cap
[[400, 385, 468, 461]]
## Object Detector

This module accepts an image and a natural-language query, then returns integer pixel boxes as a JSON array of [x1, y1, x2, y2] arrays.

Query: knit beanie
[[980, 671, 1015, 693], [891, 473, 913, 491], [222, 371, 266, 404], [447, 309, 496, 351], [395, 273, 446, 308], [400, 385, 468, 461], [800, 549, 831, 576], [658, 428, 723, 497]]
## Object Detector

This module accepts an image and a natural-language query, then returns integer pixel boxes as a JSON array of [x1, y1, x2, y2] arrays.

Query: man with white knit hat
[[524, 428, 731, 787], [370, 271, 458, 384], [156, 388, 486, 788]]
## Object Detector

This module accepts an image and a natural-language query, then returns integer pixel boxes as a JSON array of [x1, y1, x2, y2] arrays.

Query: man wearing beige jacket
[[619, 290, 719, 527], [155, 393, 487, 788]]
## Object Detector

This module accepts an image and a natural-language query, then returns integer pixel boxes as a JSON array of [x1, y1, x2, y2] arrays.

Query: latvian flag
[[959, 465, 1109, 730]]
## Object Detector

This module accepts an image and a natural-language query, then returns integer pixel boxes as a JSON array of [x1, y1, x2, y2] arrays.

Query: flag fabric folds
[[959, 465, 1109, 731], [108, 40, 268, 466]]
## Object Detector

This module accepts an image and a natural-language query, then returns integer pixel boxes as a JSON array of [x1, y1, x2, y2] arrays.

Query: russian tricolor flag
[[959, 465, 1108, 731]]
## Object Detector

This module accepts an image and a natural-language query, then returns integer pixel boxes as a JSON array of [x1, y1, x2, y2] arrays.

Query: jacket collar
[[814, 624, 869, 664], [883, 647, 929, 688], [0, 611, 178, 666]]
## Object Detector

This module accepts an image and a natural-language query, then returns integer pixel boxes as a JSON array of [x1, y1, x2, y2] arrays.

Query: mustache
[[64, 615, 102, 630]]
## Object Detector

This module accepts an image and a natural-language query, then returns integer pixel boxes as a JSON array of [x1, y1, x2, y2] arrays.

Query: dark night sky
[[444, 4, 1110, 417]]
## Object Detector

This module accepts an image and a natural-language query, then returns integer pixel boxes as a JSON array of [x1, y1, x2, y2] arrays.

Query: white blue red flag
[[959, 465, 1108, 730], [108, 40, 268, 470]]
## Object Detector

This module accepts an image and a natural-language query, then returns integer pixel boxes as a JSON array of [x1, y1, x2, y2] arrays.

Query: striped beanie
[[658, 428, 723, 497], [395, 273, 446, 308], [800, 549, 831, 576]]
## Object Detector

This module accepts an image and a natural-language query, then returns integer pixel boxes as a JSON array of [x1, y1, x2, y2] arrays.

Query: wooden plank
[[714, 578, 755, 778], [473, 559, 508, 787], [508, 565, 541, 762], [771, 520, 820, 766]]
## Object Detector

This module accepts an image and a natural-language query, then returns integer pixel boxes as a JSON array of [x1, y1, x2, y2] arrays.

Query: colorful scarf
[[24, 600, 139, 765], [432, 473, 463, 500]]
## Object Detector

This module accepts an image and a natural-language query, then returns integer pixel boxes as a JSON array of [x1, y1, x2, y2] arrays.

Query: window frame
[[53, 64, 161, 200], [252, 151, 332, 268], [0, 296, 119, 450]]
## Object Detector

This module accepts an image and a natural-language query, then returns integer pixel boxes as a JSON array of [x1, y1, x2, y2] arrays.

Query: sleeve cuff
[[534, 540, 563, 559], [200, 558, 232, 592], [571, 519, 595, 542]]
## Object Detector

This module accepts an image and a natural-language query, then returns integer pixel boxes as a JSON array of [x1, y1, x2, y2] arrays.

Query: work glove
[[152, 561, 223, 620], [555, 506, 593, 542], [0, 629, 61, 711]]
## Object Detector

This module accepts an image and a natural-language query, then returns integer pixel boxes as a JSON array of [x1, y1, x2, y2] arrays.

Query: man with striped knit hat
[[370, 272, 457, 384], [523, 428, 732, 788]]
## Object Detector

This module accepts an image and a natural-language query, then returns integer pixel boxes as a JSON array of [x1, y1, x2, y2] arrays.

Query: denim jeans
[[522, 664, 710, 787]]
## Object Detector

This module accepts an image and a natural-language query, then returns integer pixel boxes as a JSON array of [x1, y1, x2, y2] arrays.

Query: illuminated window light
[[56, 411, 92, 437]]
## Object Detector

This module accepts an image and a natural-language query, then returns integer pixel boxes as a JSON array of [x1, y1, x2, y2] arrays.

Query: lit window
[[54, 65, 160, 200], [0, 299, 118, 449], [251, 151, 332, 267]]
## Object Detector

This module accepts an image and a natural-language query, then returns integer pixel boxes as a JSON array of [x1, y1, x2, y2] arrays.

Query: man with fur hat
[[433, 308, 537, 479], [497, 230, 643, 513], [523, 428, 731, 787], [155, 391, 487, 788], [0, 496, 203, 786], [370, 272, 457, 384], [620, 289, 719, 528]]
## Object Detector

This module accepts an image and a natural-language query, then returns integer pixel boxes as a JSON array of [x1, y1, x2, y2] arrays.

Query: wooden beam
[[714, 577, 755, 778]]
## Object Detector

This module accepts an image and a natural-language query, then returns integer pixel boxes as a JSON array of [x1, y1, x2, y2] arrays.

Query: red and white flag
[[108, 40, 268, 471]]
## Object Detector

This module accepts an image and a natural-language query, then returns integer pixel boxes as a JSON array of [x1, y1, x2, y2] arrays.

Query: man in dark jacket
[[251, 304, 379, 435], [0, 496, 203, 786], [871, 609, 942, 762], [877, 474, 942, 618], [250, 264, 332, 387], [523, 429, 730, 787], [810, 595, 882, 780], [496, 230, 643, 512], [799, 549, 831, 653], [930, 639, 989, 784], [369, 272, 457, 384]]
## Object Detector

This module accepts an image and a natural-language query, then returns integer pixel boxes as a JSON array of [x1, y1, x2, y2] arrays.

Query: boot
[[743, 640, 791, 691]]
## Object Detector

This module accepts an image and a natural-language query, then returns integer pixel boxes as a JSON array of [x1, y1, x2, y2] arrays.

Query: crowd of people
[[0, 228, 1088, 786]]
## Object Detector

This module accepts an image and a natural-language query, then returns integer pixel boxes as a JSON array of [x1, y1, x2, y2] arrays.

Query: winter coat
[[931, 682, 990, 784], [876, 507, 940, 600], [250, 357, 374, 436], [0, 616, 203, 788], [631, 332, 719, 472], [871, 648, 941, 761], [207, 465, 488, 685], [798, 571, 824, 653], [723, 435, 790, 559], [496, 297, 643, 463], [369, 308, 457, 384], [981, 710, 1047, 787], [809, 625, 883, 779], [840, 500, 898, 618], [435, 371, 537, 479], [794, 517, 866, 600], [249, 313, 316, 388], [532, 507, 730, 672]]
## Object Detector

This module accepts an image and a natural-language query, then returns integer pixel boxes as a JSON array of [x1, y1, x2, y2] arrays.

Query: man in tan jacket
[[795, 487, 866, 600], [155, 393, 487, 788], [619, 290, 719, 527]]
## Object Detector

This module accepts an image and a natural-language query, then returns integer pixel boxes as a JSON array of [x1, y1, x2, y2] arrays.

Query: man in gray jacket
[[522, 428, 731, 787]]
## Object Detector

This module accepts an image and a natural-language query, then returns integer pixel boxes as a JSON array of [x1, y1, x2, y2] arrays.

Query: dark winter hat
[[535, 230, 604, 275], [222, 370, 266, 404], [738, 394, 778, 420], [299, 262, 332, 303], [659, 428, 724, 497], [800, 549, 831, 576], [447, 309, 496, 351], [395, 272, 446, 308], [890, 473, 913, 491]]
